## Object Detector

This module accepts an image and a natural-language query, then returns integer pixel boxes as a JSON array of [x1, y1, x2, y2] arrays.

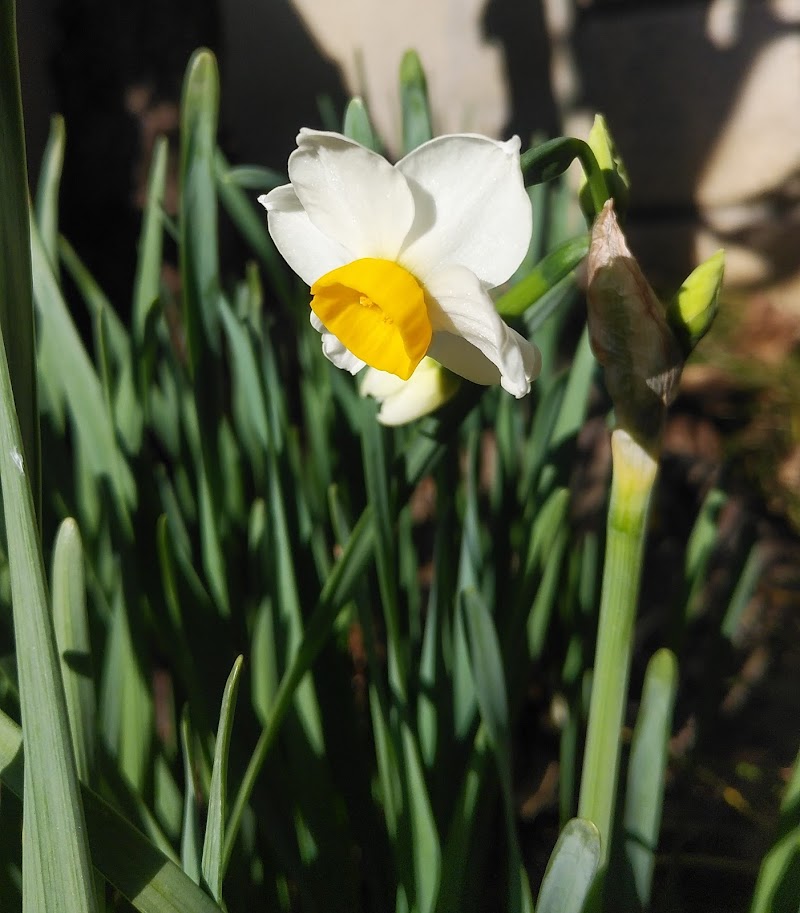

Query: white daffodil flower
[[259, 129, 541, 397], [360, 357, 461, 426]]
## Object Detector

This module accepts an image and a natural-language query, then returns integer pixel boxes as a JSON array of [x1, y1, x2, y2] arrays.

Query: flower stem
[[578, 429, 658, 862]]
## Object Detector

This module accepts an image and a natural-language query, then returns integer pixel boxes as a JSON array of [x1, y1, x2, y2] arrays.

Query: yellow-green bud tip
[[580, 114, 630, 219], [400, 50, 427, 90], [667, 249, 725, 353]]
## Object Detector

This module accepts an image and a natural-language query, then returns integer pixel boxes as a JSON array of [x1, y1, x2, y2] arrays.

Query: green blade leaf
[[361, 412, 405, 696], [220, 163, 286, 191], [51, 517, 96, 783], [0, 303, 95, 912], [536, 818, 601, 913], [58, 234, 142, 453], [461, 589, 509, 757], [34, 114, 66, 272], [99, 588, 153, 791], [179, 47, 221, 371], [400, 50, 433, 154], [31, 212, 136, 515], [401, 723, 442, 913], [621, 648, 678, 909], [201, 655, 243, 902], [343, 97, 381, 151], [0, 707, 224, 913], [133, 134, 168, 347], [750, 744, 800, 913], [0, 0, 39, 520], [461, 589, 533, 913], [180, 711, 203, 885]]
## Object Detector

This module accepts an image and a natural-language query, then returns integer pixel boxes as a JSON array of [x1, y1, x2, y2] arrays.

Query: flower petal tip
[[257, 194, 270, 211]]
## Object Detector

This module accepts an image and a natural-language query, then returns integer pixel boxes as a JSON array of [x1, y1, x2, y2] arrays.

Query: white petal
[[309, 312, 365, 375], [396, 134, 532, 288], [426, 265, 541, 397], [259, 186, 350, 286], [288, 129, 416, 260]]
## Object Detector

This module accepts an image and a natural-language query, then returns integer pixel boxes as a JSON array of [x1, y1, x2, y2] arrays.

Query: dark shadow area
[[484, 0, 560, 141], [16, 0, 346, 324], [50, 0, 219, 311], [218, 0, 347, 167]]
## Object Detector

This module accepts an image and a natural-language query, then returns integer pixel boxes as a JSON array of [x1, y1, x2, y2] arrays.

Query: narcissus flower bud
[[586, 200, 683, 450], [580, 114, 630, 219], [666, 249, 725, 355]]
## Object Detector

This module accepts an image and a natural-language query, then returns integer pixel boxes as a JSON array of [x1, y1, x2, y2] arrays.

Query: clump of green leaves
[[0, 22, 796, 913]]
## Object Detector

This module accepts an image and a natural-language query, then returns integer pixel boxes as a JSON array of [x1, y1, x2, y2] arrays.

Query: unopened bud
[[586, 200, 682, 449], [580, 114, 630, 219], [666, 250, 724, 354]]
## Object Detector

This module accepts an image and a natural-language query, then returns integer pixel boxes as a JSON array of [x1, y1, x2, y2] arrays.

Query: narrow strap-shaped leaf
[[34, 114, 65, 273], [461, 589, 534, 913], [221, 163, 286, 191], [179, 48, 221, 371], [0, 312, 95, 912], [31, 212, 136, 516], [133, 135, 168, 347], [343, 97, 381, 152], [58, 235, 142, 453], [536, 818, 601, 913], [621, 648, 678, 909], [51, 518, 96, 783], [266, 449, 325, 751], [99, 588, 153, 791], [400, 50, 433, 154], [180, 711, 203, 885], [401, 723, 442, 913], [179, 51, 230, 578], [461, 590, 510, 757], [362, 412, 406, 698], [0, 708, 224, 913], [219, 298, 270, 471], [0, 0, 39, 519], [750, 748, 800, 913], [201, 655, 243, 902]]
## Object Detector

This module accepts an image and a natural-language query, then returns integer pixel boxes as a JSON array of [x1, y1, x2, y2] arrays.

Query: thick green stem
[[578, 429, 658, 862]]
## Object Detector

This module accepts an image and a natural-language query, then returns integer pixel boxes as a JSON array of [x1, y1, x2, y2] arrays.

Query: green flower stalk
[[577, 201, 721, 863], [577, 427, 658, 862]]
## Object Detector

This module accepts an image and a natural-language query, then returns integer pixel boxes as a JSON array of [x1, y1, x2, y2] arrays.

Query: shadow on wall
[[484, 0, 560, 142], [561, 0, 800, 291], [218, 0, 347, 169], [17, 0, 800, 314]]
